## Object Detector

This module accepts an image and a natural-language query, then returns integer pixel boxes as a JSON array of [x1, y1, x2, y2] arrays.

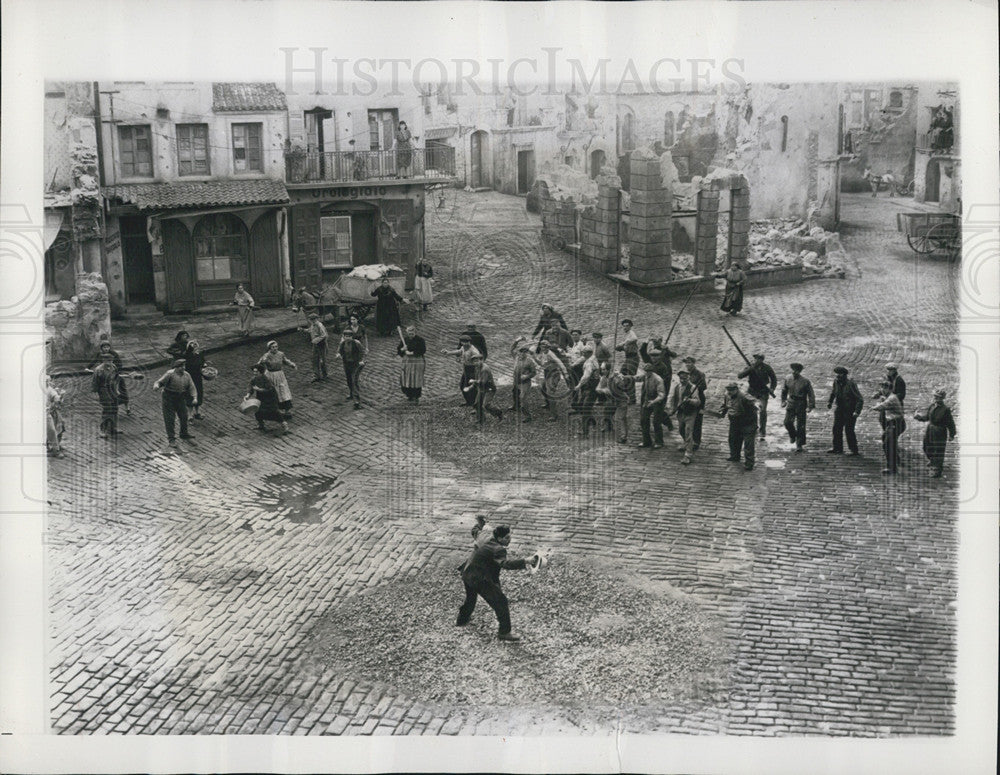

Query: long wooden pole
[[664, 277, 701, 345], [611, 282, 621, 369]]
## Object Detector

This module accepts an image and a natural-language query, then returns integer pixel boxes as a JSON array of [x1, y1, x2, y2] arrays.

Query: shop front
[[103, 180, 290, 312], [286, 183, 425, 293]]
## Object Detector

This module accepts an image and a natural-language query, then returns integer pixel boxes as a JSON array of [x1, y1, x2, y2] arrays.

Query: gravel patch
[[304, 558, 730, 710]]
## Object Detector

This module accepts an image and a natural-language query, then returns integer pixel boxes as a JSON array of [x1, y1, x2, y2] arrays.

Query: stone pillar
[[45, 272, 113, 363], [729, 184, 751, 263], [693, 189, 720, 277], [628, 152, 672, 284], [577, 168, 620, 274]]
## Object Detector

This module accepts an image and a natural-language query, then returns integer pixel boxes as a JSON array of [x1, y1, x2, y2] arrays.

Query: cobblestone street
[[47, 191, 959, 735]]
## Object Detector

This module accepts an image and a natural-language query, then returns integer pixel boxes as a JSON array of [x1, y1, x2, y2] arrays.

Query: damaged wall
[[45, 273, 112, 361], [839, 84, 918, 191]]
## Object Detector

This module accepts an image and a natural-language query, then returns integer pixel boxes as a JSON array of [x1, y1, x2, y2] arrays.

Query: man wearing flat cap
[[914, 389, 956, 477], [511, 343, 537, 423], [466, 353, 503, 424], [781, 362, 816, 452], [738, 353, 777, 439], [640, 337, 678, 430], [573, 344, 600, 434], [667, 369, 702, 464], [615, 319, 641, 380], [720, 382, 759, 470], [827, 366, 864, 455], [456, 525, 536, 642], [682, 357, 708, 449], [885, 364, 906, 408], [636, 360, 667, 449], [154, 359, 198, 446], [308, 312, 328, 383]]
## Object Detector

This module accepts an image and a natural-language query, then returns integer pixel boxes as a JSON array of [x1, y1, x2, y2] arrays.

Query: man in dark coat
[[827, 366, 864, 455], [915, 388, 957, 477], [456, 525, 535, 641], [641, 337, 677, 430], [337, 331, 366, 409], [885, 363, 906, 408], [737, 353, 777, 439], [720, 382, 759, 470]]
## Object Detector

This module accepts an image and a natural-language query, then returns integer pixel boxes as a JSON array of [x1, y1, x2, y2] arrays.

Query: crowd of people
[[62, 294, 957, 479]]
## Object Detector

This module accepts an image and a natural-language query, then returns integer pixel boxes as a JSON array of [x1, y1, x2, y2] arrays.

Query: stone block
[[629, 226, 672, 244], [630, 242, 670, 259], [629, 201, 669, 219], [629, 188, 672, 205], [628, 266, 672, 284], [45, 273, 112, 362]]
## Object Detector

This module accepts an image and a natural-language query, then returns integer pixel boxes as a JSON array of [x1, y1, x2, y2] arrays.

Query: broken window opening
[[780, 116, 789, 152]]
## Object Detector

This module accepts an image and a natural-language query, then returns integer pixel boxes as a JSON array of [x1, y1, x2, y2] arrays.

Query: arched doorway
[[470, 130, 490, 189], [925, 160, 941, 203], [590, 149, 606, 180]]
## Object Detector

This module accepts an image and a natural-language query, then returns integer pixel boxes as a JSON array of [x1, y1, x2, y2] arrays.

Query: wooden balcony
[[285, 147, 456, 185]]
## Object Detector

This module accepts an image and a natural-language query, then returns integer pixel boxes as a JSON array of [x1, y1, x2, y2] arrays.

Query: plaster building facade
[[839, 84, 919, 192], [912, 84, 960, 210], [99, 82, 291, 313], [282, 88, 455, 294]]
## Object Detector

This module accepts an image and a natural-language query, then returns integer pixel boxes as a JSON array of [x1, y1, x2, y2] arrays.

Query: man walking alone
[[781, 362, 816, 452], [827, 366, 863, 455]]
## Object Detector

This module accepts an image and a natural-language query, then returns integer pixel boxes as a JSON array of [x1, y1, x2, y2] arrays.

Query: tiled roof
[[102, 180, 289, 211], [212, 82, 287, 112]]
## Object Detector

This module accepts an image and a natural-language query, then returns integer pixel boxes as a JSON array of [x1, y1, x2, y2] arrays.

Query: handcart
[[896, 211, 961, 259], [329, 264, 408, 323]]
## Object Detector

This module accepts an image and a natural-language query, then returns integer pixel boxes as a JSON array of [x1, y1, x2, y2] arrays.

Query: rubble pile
[[738, 219, 848, 278]]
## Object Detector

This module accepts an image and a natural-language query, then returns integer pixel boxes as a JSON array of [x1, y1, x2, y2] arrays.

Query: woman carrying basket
[[246, 363, 289, 433], [258, 340, 298, 416]]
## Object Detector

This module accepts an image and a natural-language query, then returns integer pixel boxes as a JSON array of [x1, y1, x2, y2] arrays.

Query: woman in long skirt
[[258, 340, 297, 415], [720, 261, 747, 315], [233, 284, 255, 336], [414, 259, 434, 311], [398, 325, 427, 403], [395, 121, 413, 178], [247, 364, 289, 433], [184, 340, 206, 419], [46, 377, 66, 457], [371, 277, 404, 336]]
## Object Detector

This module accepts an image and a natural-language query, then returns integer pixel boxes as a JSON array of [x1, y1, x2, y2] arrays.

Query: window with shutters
[[320, 215, 352, 268], [193, 214, 248, 283], [119, 125, 153, 177], [232, 123, 263, 173], [177, 124, 210, 175]]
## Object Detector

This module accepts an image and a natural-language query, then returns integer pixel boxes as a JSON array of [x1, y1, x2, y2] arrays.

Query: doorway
[[590, 149, 606, 180], [470, 130, 490, 188], [517, 149, 535, 194], [351, 212, 377, 265], [120, 215, 155, 304], [925, 160, 941, 203]]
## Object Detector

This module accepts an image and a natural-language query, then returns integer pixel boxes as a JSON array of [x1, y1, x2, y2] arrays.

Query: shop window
[[888, 90, 903, 109], [177, 124, 210, 175], [320, 215, 352, 268], [232, 123, 263, 173], [193, 214, 248, 282], [119, 125, 153, 177]]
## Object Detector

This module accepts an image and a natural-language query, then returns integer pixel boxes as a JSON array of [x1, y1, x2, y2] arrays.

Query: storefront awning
[[102, 180, 289, 211]]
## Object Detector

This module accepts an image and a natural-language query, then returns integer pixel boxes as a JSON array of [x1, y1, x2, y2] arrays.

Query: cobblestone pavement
[[47, 191, 959, 735]]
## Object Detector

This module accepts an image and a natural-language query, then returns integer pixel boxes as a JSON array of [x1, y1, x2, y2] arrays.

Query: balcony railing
[[917, 131, 957, 154], [285, 147, 456, 184]]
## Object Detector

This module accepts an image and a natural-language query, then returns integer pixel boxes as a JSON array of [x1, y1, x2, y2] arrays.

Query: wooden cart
[[896, 211, 961, 259], [329, 269, 407, 323]]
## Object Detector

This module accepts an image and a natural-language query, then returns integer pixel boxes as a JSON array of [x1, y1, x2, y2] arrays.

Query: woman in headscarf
[[371, 276, 404, 336], [394, 120, 413, 178], [232, 283, 255, 336], [397, 324, 427, 403], [720, 260, 747, 316], [184, 339, 207, 419], [91, 353, 120, 438], [246, 363, 289, 433], [531, 303, 567, 339], [166, 330, 190, 360], [257, 340, 297, 416]]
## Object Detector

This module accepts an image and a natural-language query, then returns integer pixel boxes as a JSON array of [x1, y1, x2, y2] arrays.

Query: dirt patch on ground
[[302, 558, 729, 710]]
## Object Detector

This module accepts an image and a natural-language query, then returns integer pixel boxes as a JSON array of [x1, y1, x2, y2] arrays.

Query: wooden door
[[161, 219, 195, 312], [249, 211, 282, 305], [290, 204, 322, 290], [380, 199, 414, 279]]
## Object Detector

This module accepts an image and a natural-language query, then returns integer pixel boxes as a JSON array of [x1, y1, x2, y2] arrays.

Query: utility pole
[[98, 88, 120, 185]]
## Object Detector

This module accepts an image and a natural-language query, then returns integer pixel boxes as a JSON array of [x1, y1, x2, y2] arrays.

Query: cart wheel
[[927, 223, 961, 260], [906, 232, 935, 254]]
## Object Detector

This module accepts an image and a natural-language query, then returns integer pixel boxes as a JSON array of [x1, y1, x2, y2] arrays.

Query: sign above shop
[[289, 184, 411, 203]]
